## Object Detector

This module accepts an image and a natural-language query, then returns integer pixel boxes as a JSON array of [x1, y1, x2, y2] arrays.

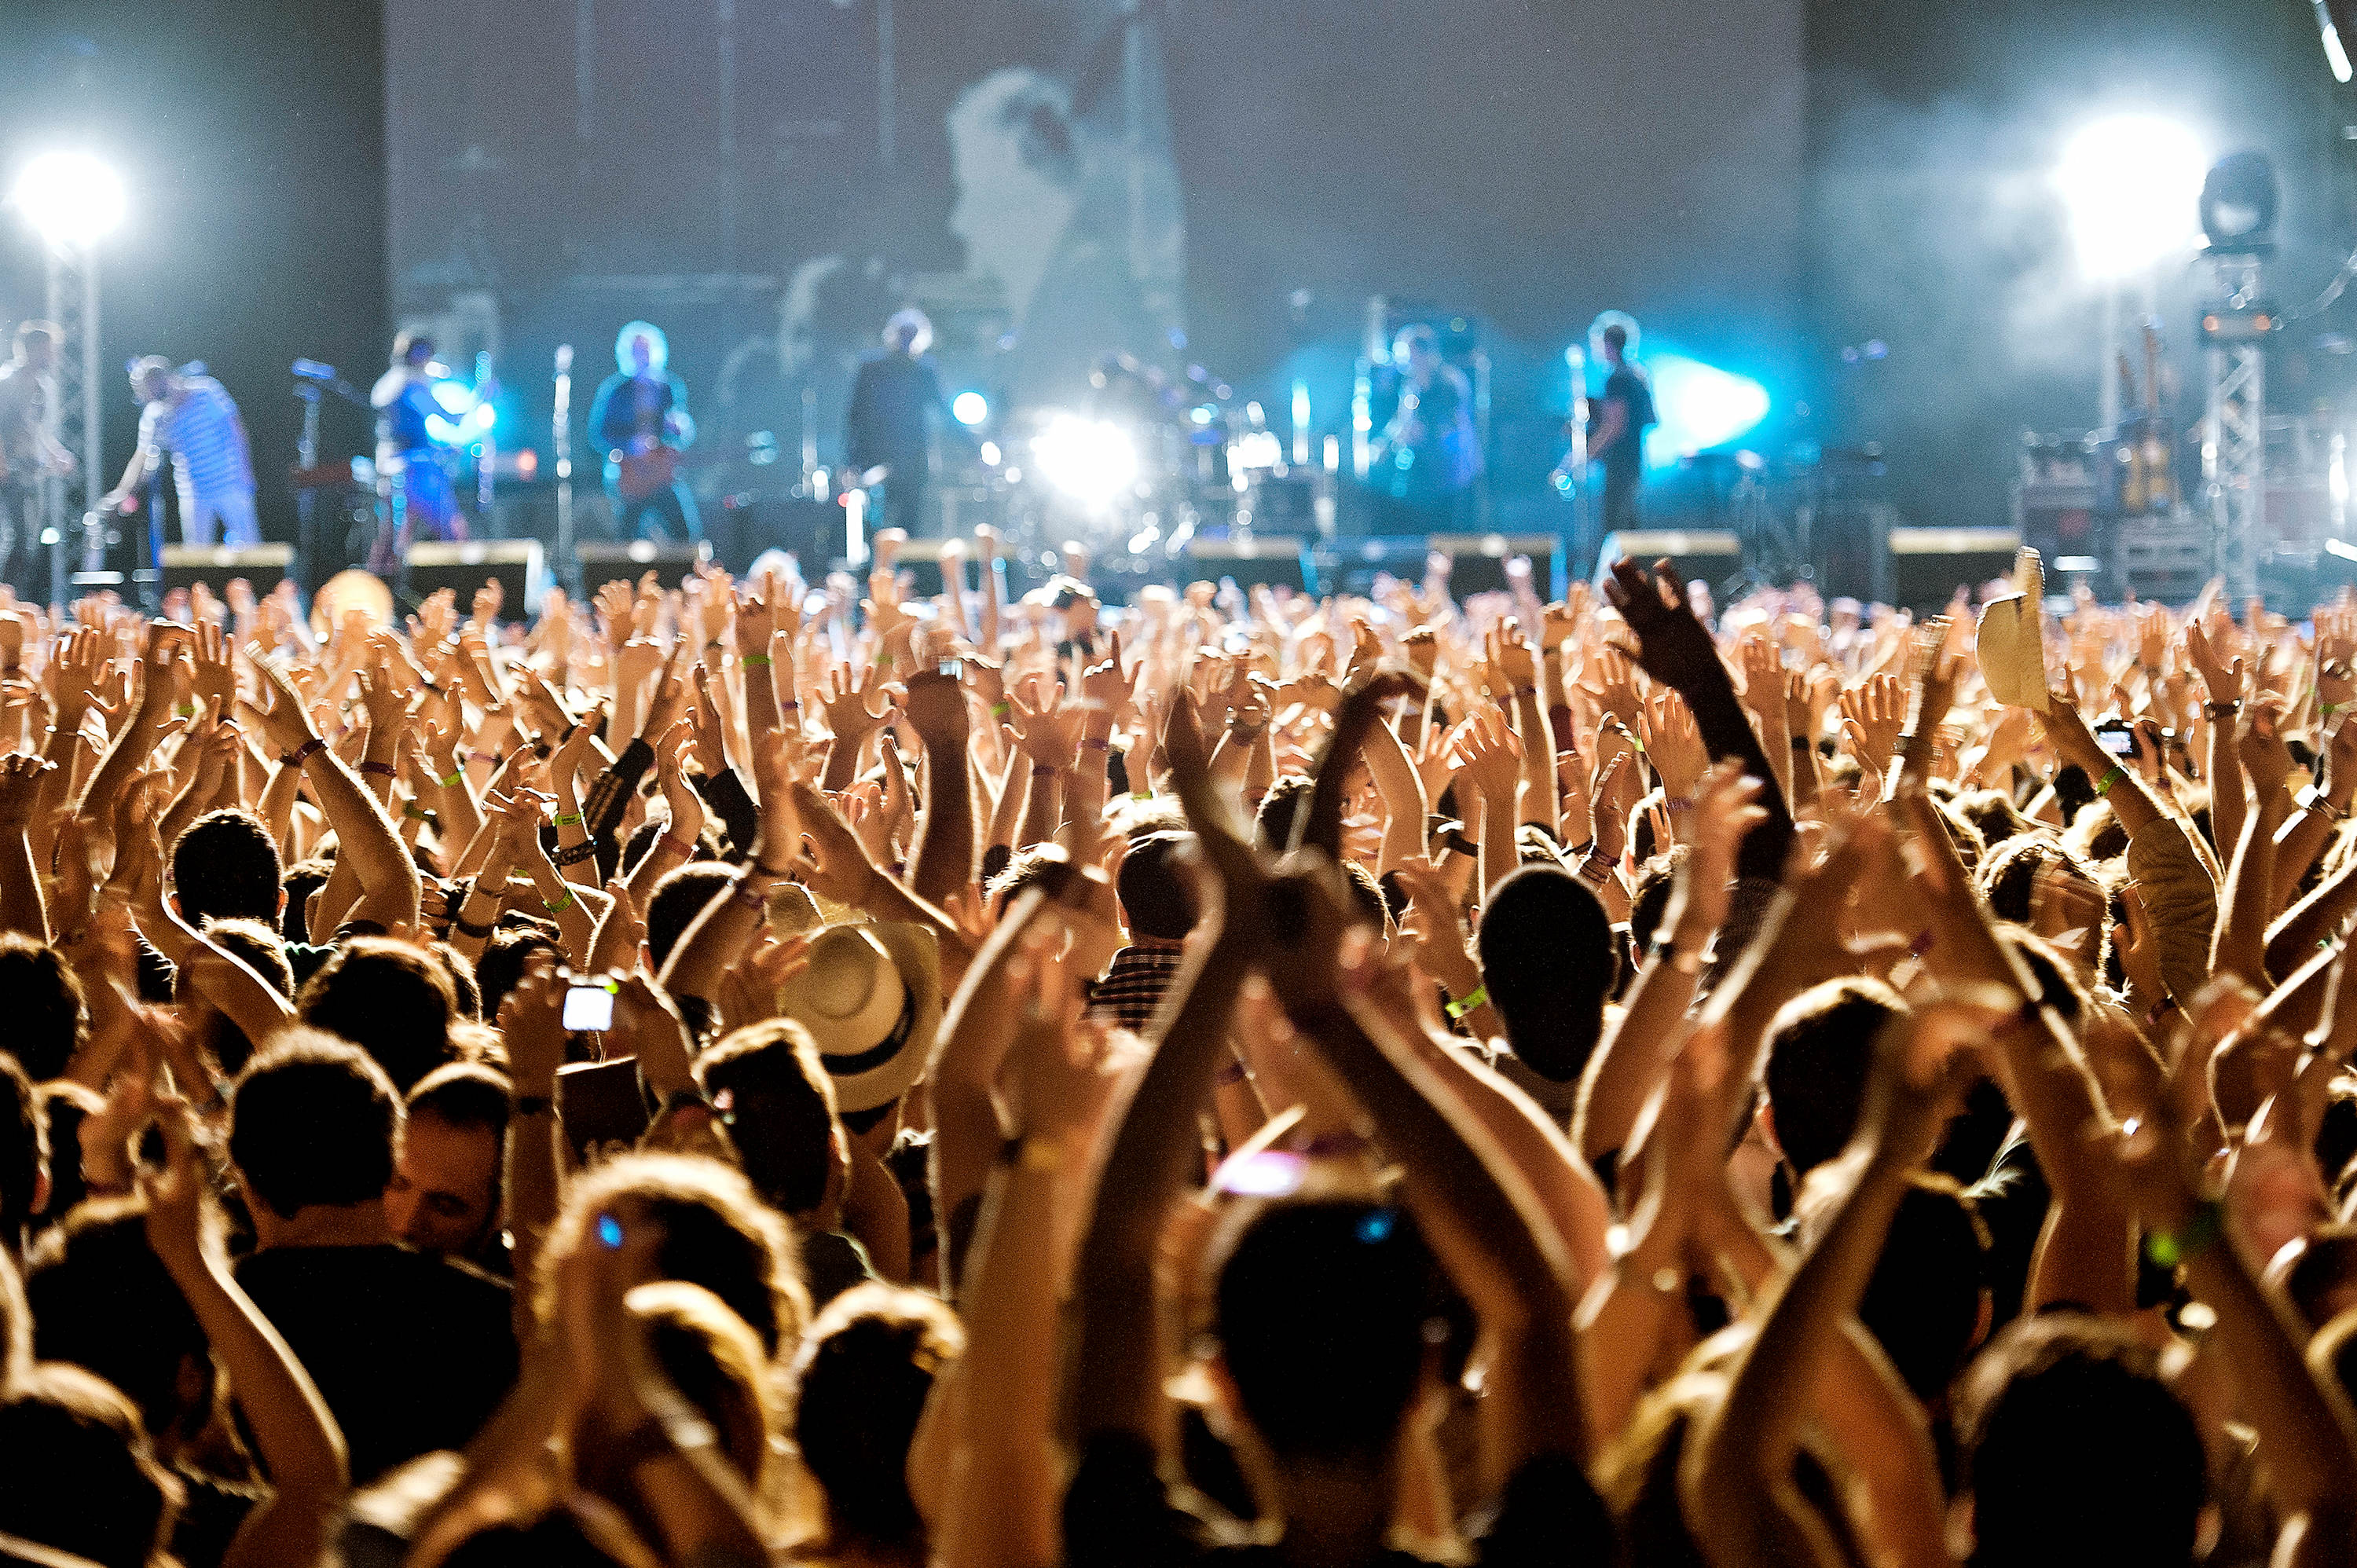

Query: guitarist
[[588, 320, 700, 544], [369, 331, 472, 571]]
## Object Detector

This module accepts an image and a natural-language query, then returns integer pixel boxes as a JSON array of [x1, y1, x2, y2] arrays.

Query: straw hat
[[775, 921, 941, 1114]]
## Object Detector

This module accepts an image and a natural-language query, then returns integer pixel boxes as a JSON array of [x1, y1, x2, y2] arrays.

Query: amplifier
[[1237, 474, 1325, 537], [1428, 533, 1559, 599], [574, 539, 711, 595], [1183, 538, 1318, 593], [720, 494, 839, 575], [1886, 527, 2020, 610], [160, 544, 292, 601], [1593, 529, 1742, 590], [405, 540, 548, 617], [2113, 519, 2212, 604]]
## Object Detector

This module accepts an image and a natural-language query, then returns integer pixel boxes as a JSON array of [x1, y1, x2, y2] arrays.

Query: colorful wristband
[[552, 811, 583, 828], [660, 833, 694, 858], [1443, 984, 1489, 1020], [740, 653, 773, 669], [542, 888, 576, 913], [280, 737, 326, 768], [358, 760, 397, 779], [2092, 764, 2126, 797], [438, 770, 465, 788]]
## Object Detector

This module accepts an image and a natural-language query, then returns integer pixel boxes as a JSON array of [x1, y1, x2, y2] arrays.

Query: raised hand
[[0, 752, 53, 828], [1600, 556, 1719, 696], [1838, 672, 1904, 765], [2185, 617, 2243, 706], [1008, 674, 1083, 768], [818, 661, 891, 748], [1642, 690, 1706, 801], [1448, 704, 1523, 809], [2238, 694, 2294, 800]]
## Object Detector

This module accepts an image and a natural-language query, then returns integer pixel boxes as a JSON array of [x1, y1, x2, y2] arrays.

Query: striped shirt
[[1083, 938, 1188, 1034], [139, 376, 252, 500]]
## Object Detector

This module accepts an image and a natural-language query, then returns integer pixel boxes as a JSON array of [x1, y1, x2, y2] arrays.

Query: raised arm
[[248, 659, 421, 931]]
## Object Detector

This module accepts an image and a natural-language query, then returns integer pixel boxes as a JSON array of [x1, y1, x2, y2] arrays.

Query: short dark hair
[[647, 863, 738, 971], [695, 1020, 840, 1217], [0, 935, 86, 1081], [1978, 836, 2095, 926], [1958, 1314, 2206, 1568], [229, 1031, 400, 1220], [1252, 775, 1317, 852], [170, 809, 283, 926], [1602, 322, 1629, 352], [1116, 831, 1197, 940], [790, 1284, 964, 1545], [539, 1153, 808, 1359], [407, 1061, 511, 1140], [1475, 866, 1615, 1083], [26, 1199, 211, 1444], [0, 1050, 46, 1244], [296, 936, 456, 1092], [475, 925, 563, 1024], [13, 320, 60, 354], [1764, 978, 1904, 1176], [1210, 1198, 1439, 1460], [427, 941, 481, 1020], [1857, 1175, 1990, 1402], [0, 1361, 181, 1568]]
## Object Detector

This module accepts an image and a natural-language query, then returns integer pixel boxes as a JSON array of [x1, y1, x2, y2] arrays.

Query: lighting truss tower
[[42, 240, 101, 601], [2201, 252, 2266, 603]]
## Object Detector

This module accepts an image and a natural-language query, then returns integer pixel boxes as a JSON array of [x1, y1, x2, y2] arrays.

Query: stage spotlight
[[1645, 355, 1769, 467], [2056, 115, 2208, 279], [1031, 412, 1138, 510], [2317, 0, 2356, 82], [9, 150, 126, 247], [952, 390, 988, 427], [2200, 152, 2279, 253]]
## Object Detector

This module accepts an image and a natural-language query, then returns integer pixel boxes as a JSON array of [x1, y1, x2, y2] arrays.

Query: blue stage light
[[952, 390, 988, 427]]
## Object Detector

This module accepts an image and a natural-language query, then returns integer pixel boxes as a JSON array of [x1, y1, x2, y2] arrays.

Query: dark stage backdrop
[[385, 0, 1805, 537], [0, 1, 390, 548]]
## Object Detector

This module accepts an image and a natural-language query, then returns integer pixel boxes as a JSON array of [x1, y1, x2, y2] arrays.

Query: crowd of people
[[0, 526, 2352, 1568]]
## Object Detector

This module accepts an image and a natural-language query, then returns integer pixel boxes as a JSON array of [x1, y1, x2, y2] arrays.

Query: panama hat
[[775, 921, 942, 1114]]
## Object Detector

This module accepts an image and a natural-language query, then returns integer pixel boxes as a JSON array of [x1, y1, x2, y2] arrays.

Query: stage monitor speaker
[[405, 540, 548, 617], [1428, 533, 1558, 599], [1592, 529, 1742, 589], [574, 539, 711, 595], [1183, 539, 1318, 594], [160, 544, 292, 602], [720, 495, 838, 575], [1237, 474, 1324, 537], [883, 540, 977, 599], [1886, 527, 2020, 610], [1327, 536, 1434, 596]]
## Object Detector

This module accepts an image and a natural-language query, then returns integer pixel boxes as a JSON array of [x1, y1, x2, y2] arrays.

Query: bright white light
[[1645, 354, 1770, 467], [1030, 413, 1137, 510], [951, 390, 988, 427], [2056, 115, 2209, 280], [978, 441, 1001, 465], [10, 151, 126, 247], [2319, 0, 2355, 82], [430, 381, 475, 416]]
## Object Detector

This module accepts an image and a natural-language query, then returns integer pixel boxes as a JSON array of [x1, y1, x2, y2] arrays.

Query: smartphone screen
[[563, 984, 616, 1032], [2097, 726, 2136, 757]]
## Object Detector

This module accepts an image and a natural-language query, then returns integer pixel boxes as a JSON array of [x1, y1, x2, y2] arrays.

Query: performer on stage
[[370, 331, 473, 571], [1372, 323, 1480, 532], [843, 309, 981, 537], [0, 322, 75, 595], [1587, 317, 1657, 537], [101, 356, 259, 548], [588, 321, 699, 544]]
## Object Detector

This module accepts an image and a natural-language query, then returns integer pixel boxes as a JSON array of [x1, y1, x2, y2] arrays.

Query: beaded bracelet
[[553, 840, 598, 867]]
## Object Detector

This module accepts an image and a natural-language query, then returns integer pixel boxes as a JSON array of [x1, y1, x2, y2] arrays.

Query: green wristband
[[740, 653, 772, 669], [2093, 764, 2126, 797], [2143, 1200, 2224, 1269], [1443, 984, 1489, 1021], [543, 888, 576, 913], [438, 770, 464, 789], [552, 811, 582, 828]]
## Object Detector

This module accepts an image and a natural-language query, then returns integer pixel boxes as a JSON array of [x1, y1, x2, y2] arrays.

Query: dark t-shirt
[[1599, 365, 1656, 477], [1062, 1429, 1612, 1566], [235, 1244, 519, 1483]]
